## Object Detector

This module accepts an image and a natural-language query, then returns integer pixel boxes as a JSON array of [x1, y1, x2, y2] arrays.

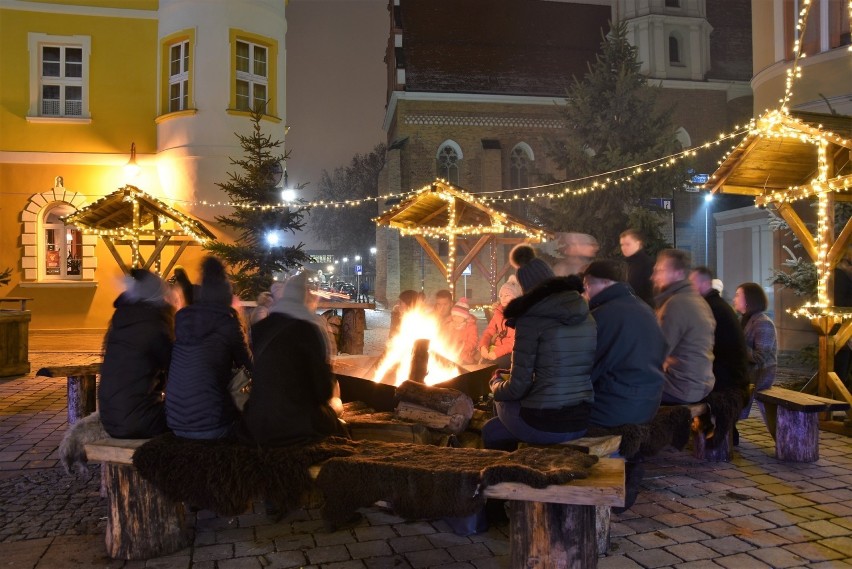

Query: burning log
[[394, 380, 475, 435], [409, 339, 430, 383]]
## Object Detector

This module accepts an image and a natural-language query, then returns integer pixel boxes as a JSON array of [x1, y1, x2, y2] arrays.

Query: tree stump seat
[[86, 436, 624, 567], [756, 386, 850, 462], [37, 363, 101, 425]]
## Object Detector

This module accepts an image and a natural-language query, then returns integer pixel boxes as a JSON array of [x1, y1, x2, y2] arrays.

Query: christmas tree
[[543, 21, 688, 256], [205, 107, 311, 298]]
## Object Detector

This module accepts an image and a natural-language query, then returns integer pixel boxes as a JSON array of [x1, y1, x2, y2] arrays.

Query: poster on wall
[[46, 250, 60, 269]]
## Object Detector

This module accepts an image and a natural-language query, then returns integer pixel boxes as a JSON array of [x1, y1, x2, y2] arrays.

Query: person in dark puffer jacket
[[99, 268, 174, 439], [166, 256, 252, 440], [482, 245, 597, 450]]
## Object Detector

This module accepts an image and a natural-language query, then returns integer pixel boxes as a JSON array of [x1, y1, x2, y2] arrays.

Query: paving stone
[[193, 543, 235, 562], [217, 557, 264, 569], [404, 548, 455, 568], [748, 546, 810, 567], [818, 536, 852, 557], [315, 529, 357, 547], [143, 557, 192, 569], [363, 555, 412, 569], [755, 509, 807, 527], [273, 534, 315, 551], [769, 524, 823, 543], [781, 541, 845, 562], [263, 550, 308, 569], [672, 560, 724, 569], [691, 520, 740, 538], [446, 542, 492, 562], [713, 552, 772, 568], [735, 530, 792, 548], [426, 532, 472, 548], [322, 560, 366, 569], [598, 556, 644, 569], [390, 535, 434, 554], [799, 519, 852, 538], [393, 522, 436, 537], [665, 542, 716, 561], [233, 539, 275, 557], [725, 514, 777, 531], [628, 531, 677, 549], [305, 544, 351, 565], [470, 558, 509, 569], [657, 526, 712, 543], [354, 525, 397, 542], [347, 539, 393, 559], [626, 547, 683, 568]]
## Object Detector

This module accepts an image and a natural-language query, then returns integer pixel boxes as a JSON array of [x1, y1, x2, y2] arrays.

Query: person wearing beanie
[[483, 273, 597, 451], [478, 276, 522, 369], [582, 259, 666, 428], [510, 244, 555, 293], [99, 268, 174, 439], [165, 256, 252, 440], [445, 297, 478, 365], [241, 271, 345, 447]]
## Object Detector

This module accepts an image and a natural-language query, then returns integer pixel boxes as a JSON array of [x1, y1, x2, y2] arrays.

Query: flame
[[371, 307, 463, 386]]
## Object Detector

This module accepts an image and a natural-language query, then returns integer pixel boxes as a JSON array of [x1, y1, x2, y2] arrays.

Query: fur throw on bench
[[130, 434, 596, 527], [317, 441, 598, 527], [59, 411, 108, 475], [586, 389, 745, 458]]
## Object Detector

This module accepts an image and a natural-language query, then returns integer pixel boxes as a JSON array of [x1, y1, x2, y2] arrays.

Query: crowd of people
[[97, 256, 344, 448], [95, 233, 781, 518]]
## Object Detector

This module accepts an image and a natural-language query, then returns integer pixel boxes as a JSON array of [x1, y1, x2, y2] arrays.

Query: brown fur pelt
[[316, 440, 597, 528], [59, 411, 108, 476], [704, 388, 745, 449], [587, 405, 694, 459], [132, 433, 356, 516]]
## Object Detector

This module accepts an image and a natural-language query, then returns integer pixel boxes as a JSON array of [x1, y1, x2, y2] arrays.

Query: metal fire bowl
[[332, 355, 496, 412]]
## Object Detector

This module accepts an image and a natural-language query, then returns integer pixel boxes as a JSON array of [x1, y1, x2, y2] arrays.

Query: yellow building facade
[[0, 0, 288, 330]]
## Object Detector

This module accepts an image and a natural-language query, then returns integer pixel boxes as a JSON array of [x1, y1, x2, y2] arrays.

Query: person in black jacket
[[583, 260, 667, 428], [99, 269, 174, 439], [620, 229, 655, 307], [165, 256, 252, 440], [482, 245, 596, 450], [241, 272, 344, 447]]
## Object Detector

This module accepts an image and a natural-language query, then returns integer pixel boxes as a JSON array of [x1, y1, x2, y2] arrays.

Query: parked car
[[331, 281, 356, 299]]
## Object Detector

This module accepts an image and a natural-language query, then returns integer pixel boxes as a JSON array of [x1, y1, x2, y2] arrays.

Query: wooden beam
[[776, 203, 818, 262], [457, 238, 492, 280], [706, 135, 762, 193], [101, 237, 130, 275], [142, 237, 172, 271], [418, 203, 450, 226], [452, 235, 491, 282], [718, 184, 764, 196], [833, 321, 852, 355], [413, 235, 447, 274], [160, 241, 191, 280], [828, 216, 852, 268], [826, 372, 852, 410]]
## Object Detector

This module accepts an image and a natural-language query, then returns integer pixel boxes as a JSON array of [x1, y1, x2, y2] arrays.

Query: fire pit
[[333, 354, 495, 412]]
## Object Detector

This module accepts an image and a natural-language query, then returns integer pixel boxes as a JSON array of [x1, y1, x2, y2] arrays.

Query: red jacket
[[445, 315, 479, 364], [479, 303, 516, 360]]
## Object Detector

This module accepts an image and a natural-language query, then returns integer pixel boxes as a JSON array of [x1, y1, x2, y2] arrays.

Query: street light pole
[[704, 193, 713, 265]]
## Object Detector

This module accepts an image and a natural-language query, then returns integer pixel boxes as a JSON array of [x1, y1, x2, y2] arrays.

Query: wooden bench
[[85, 437, 624, 567], [756, 386, 850, 462], [37, 363, 101, 424]]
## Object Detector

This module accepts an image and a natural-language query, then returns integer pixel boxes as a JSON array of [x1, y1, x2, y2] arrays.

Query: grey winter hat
[[510, 244, 554, 293], [125, 268, 168, 304]]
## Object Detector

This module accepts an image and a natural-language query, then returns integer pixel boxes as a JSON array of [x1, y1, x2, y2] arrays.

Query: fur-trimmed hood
[[503, 276, 588, 325]]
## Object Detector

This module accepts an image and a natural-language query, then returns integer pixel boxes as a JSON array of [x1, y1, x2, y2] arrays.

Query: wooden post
[[595, 506, 611, 556], [67, 373, 97, 424], [776, 407, 819, 462], [409, 339, 430, 383], [103, 463, 190, 559], [340, 308, 366, 355], [691, 428, 733, 462], [509, 500, 597, 568]]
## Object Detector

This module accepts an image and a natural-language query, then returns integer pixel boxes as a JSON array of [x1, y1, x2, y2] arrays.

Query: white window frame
[[168, 40, 190, 113], [21, 188, 97, 283], [235, 40, 268, 112], [27, 33, 91, 122], [436, 140, 463, 186], [42, 204, 84, 280]]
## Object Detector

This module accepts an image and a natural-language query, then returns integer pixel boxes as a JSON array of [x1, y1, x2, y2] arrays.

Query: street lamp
[[342, 257, 349, 280], [704, 193, 714, 265]]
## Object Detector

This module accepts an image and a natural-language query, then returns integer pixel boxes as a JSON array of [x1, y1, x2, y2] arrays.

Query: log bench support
[[37, 364, 101, 424], [686, 402, 733, 462], [86, 439, 191, 559], [756, 386, 850, 462]]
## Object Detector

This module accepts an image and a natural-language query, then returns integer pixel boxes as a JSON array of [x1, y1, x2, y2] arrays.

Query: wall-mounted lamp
[[124, 142, 141, 180]]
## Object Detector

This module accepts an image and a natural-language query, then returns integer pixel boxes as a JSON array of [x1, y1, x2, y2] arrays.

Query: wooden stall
[[707, 110, 852, 435], [375, 180, 552, 301]]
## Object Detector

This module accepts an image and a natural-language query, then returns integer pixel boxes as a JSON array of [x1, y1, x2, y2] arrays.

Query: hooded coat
[[98, 294, 173, 439], [492, 277, 596, 432], [165, 302, 252, 437], [588, 282, 667, 427]]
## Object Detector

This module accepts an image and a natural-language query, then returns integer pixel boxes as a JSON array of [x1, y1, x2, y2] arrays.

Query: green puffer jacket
[[492, 278, 596, 415]]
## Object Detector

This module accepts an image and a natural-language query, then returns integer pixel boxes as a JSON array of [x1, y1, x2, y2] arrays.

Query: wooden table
[[317, 301, 376, 355]]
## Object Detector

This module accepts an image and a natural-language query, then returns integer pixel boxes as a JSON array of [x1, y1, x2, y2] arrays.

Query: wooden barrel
[[0, 310, 31, 377]]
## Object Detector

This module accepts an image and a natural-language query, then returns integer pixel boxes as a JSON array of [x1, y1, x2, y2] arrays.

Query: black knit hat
[[583, 259, 627, 283], [510, 244, 554, 293], [197, 256, 232, 305]]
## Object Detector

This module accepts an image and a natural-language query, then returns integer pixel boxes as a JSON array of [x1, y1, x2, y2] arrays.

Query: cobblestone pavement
[[1, 308, 851, 568]]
